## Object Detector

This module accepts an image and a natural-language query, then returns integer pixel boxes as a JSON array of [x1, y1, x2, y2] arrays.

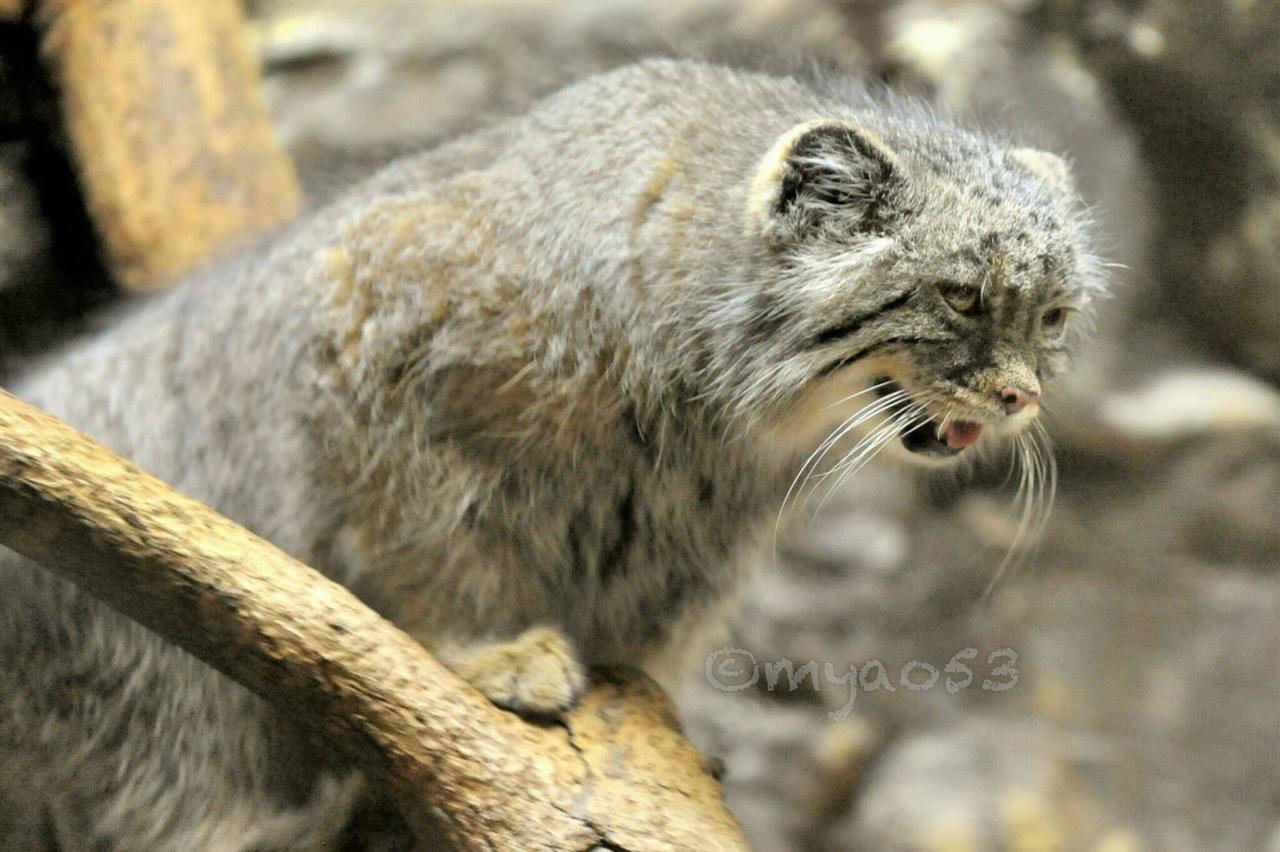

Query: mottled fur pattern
[[0, 60, 1101, 849]]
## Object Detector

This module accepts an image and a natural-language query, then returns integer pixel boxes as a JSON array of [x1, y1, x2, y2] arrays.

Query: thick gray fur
[[0, 59, 1101, 849]]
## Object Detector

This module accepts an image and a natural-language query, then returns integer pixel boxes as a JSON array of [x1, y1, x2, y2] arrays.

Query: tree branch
[[0, 389, 748, 851]]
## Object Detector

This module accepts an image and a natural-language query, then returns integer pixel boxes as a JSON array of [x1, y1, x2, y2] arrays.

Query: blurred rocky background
[[1, 0, 1277, 849], [0, 17, 112, 377]]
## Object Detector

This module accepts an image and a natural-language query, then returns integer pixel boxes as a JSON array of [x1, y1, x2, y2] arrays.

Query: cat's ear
[[750, 119, 902, 246], [1011, 148, 1073, 194]]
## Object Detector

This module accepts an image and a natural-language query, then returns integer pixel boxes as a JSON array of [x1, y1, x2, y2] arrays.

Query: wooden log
[[35, 0, 301, 290], [0, 388, 748, 851]]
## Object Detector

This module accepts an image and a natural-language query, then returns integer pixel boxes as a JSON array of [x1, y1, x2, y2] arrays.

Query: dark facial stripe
[[815, 335, 932, 379], [808, 289, 915, 349]]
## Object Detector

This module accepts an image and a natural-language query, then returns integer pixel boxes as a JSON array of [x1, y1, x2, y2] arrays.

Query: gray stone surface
[[253, 0, 868, 203], [1026, 0, 1280, 384]]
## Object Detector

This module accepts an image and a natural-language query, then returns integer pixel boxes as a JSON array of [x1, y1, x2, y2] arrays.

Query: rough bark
[[0, 388, 749, 852]]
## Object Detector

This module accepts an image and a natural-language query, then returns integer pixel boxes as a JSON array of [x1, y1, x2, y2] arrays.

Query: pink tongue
[[944, 421, 984, 448]]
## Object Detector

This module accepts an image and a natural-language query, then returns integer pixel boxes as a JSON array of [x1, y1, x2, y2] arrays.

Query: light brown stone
[[39, 0, 301, 290]]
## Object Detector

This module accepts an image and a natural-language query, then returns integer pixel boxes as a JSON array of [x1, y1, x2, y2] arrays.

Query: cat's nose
[[1000, 386, 1038, 414]]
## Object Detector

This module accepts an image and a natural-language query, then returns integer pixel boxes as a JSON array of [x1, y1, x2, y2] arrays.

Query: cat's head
[[731, 114, 1103, 469]]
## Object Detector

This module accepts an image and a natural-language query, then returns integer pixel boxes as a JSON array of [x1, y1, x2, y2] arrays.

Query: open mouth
[[873, 378, 984, 457]]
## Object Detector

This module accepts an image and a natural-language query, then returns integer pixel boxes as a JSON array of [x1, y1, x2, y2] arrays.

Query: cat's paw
[[442, 626, 586, 715]]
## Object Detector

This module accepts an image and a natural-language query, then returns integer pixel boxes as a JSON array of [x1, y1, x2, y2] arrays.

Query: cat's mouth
[[873, 378, 984, 457]]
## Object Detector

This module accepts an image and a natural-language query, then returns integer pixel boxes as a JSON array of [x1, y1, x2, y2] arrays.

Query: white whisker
[[822, 379, 896, 411], [814, 405, 931, 514], [981, 420, 1057, 600], [797, 394, 914, 515], [772, 388, 911, 565]]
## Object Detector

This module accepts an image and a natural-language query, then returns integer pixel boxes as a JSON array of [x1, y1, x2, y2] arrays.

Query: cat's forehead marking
[[982, 236, 1010, 294], [943, 231, 1030, 296]]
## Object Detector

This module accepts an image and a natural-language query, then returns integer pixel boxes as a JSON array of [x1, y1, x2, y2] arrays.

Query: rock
[[1026, 0, 1280, 383], [834, 716, 1069, 852], [1097, 368, 1280, 441], [254, 0, 870, 203], [41, 0, 302, 291], [0, 29, 114, 379]]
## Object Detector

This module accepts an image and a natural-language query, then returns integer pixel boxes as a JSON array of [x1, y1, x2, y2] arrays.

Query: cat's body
[[0, 59, 1100, 849]]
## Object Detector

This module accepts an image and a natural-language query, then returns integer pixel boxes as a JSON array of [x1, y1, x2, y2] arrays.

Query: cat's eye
[[938, 283, 981, 316], [1041, 307, 1069, 335]]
